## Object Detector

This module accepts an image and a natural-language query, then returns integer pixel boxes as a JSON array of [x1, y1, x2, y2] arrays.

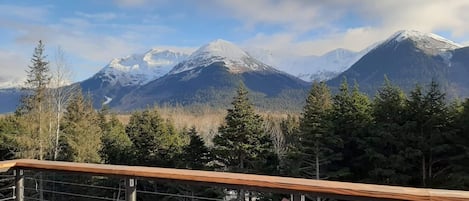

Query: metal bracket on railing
[[14, 169, 24, 201], [125, 177, 137, 201]]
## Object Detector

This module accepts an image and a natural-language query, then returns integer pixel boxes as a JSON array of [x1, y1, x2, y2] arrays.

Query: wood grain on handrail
[[1, 159, 468, 201]]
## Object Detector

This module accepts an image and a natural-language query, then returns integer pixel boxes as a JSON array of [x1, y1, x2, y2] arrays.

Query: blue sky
[[1, 0, 469, 82]]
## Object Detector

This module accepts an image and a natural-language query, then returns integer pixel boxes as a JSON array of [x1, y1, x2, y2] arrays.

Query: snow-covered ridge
[[391, 30, 462, 48], [98, 49, 189, 86], [169, 39, 274, 75], [383, 30, 462, 56], [0, 77, 24, 89]]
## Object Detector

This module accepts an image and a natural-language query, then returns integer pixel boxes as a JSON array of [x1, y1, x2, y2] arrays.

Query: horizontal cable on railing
[[0, 186, 14, 191], [137, 189, 223, 201], [23, 196, 49, 201], [24, 177, 123, 192], [24, 187, 123, 201], [0, 177, 14, 183]]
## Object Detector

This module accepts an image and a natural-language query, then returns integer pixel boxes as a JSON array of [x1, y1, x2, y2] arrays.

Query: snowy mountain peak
[[391, 30, 461, 47], [169, 39, 274, 75], [96, 49, 189, 86], [190, 39, 248, 61], [0, 77, 24, 89], [383, 30, 462, 55]]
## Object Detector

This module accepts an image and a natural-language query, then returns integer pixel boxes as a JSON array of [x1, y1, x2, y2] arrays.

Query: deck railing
[[0, 159, 468, 201]]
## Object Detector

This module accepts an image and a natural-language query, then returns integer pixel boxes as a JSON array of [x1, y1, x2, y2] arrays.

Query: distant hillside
[[328, 30, 469, 98], [0, 88, 22, 113]]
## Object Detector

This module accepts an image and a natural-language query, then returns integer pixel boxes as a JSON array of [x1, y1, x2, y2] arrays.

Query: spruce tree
[[279, 115, 301, 177], [298, 82, 342, 181], [126, 108, 186, 167], [181, 127, 212, 170], [15, 40, 52, 160], [367, 77, 410, 184], [448, 98, 469, 189], [100, 112, 132, 165], [403, 80, 453, 187], [331, 79, 372, 181], [17, 40, 51, 115], [61, 90, 102, 163], [213, 84, 272, 173], [213, 84, 274, 201], [126, 109, 165, 166]]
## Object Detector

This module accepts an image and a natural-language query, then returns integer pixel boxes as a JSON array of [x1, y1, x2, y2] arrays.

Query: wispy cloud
[[113, 0, 167, 8], [75, 12, 118, 21], [208, 0, 351, 32], [0, 4, 50, 21], [236, 0, 469, 55], [0, 3, 176, 81], [0, 49, 29, 81]]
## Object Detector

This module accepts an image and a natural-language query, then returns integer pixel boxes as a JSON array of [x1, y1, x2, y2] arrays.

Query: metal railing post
[[292, 194, 304, 201], [15, 169, 24, 201], [126, 177, 137, 201]]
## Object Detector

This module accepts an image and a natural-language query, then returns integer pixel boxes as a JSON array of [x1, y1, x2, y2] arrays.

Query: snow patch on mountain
[[98, 49, 189, 86], [169, 39, 274, 75], [0, 77, 24, 89], [103, 96, 112, 105]]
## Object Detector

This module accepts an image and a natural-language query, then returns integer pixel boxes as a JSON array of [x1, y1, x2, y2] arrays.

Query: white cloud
[[0, 4, 49, 22], [209, 0, 334, 32], [114, 0, 149, 7], [75, 12, 118, 21], [113, 0, 169, 8], [0, 49, 29, 82], [0, 6, 174, 81], [236, 0, 469, 56]]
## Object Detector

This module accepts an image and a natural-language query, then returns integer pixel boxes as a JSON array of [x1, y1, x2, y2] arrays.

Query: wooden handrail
[[1, 159, 468, 201]]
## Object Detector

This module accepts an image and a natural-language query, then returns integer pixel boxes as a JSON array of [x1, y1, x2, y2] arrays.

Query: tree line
[[1, 41, 469, 200]]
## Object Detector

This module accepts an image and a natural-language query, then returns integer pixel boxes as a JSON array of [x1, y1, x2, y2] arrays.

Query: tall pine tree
[[213, 84, 274, 201], [448, 98, 469, 189], [15, 40, 52, 160], [298, 82, 342, 181], [404, 81, 454, 187], [126, 108, 186, 167], [213, 84, 273, 173], [331, 79, 372, 182], [99, 108, 132, 165], [61, 90, 102, 163], [366, 77, 410, 184], [180, 126, 212, 170]]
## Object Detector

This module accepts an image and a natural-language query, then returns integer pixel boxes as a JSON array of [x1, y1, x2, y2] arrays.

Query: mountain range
[[82, 39, 309, 111], [1, 30, 468, 113]]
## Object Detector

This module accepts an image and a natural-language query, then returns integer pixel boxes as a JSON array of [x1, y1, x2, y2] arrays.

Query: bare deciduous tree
[[49, 46, 77, 161]]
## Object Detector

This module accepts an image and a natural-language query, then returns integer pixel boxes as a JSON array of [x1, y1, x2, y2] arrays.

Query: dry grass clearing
[[116, 106, 300, 144]]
